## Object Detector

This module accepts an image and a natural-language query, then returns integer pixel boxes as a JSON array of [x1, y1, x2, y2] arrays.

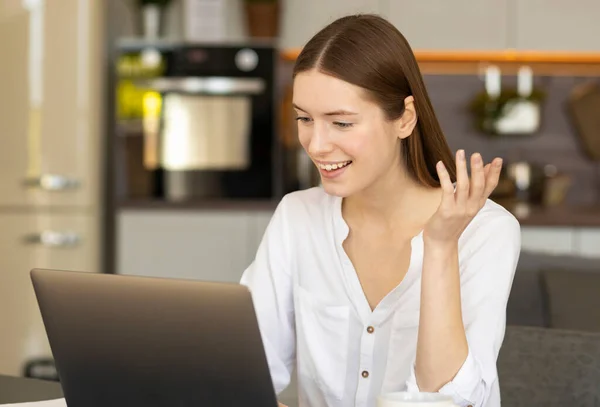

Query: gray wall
[[423, 74, 600, 205]]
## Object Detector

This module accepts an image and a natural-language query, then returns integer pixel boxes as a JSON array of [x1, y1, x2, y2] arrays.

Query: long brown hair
[[292, 14, 456, 187]]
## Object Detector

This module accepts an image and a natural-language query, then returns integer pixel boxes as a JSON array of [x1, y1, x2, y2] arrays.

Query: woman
[[240, 14, 520, 407]]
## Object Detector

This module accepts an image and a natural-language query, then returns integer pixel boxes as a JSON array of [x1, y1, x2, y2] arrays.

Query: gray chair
[[507, 251, 600, 329], [497, 325, 600, 407], [542, 269, 600, 333]]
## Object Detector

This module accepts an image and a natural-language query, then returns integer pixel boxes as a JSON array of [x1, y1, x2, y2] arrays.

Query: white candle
[[518, 66, 533, 97], [485, 65, 501, 99]]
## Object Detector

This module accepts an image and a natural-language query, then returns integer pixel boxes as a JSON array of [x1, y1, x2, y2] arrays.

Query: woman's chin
[[320, 180, 354, 198]]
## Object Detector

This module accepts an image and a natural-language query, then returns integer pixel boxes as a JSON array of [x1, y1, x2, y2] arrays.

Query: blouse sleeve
[[239, 195, 296, 395], [405, 210, 521, 407]]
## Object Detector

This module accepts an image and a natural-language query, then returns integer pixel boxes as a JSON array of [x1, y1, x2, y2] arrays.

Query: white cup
[[377, 392, 459, 407]]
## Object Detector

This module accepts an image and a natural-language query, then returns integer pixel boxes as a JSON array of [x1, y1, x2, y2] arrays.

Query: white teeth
[[318, 161, 351, 171]]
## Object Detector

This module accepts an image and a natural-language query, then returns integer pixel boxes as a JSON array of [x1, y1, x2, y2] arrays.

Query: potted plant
[[469, 88, 546, 136], [139, 0, 172, 39], [244, 0, 280, 39]]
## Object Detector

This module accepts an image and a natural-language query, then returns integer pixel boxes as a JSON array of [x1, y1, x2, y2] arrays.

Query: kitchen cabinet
[[279, 0, 381, 49], [0, 212, 99, 376], [520, 227, 577, 256], [574, 228, 600, 258], [0, 0, 102, 208], [118, 210, 253, 282], [387, 0, 510, 50], [519, 226, 600, 259], [0, 0, 102, 377], [117, 209, 276, 282], [514, 0, 600, 51]]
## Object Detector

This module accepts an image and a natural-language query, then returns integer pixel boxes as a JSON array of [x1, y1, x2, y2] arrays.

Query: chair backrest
[[497, 325, 600, 407], [542, 269, 600, 332]]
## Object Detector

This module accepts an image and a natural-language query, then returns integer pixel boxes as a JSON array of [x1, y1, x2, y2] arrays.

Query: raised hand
[[423, 149, 503, 244]]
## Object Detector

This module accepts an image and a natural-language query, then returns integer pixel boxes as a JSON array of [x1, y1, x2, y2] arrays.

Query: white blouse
[[240, 187, 521, 407]]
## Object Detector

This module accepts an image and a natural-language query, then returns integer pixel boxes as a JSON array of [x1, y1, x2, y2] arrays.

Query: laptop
[[30, 268, 280, 407]]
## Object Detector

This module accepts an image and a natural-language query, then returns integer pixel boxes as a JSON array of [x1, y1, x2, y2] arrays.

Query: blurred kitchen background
[[2, 0, 600, 403]]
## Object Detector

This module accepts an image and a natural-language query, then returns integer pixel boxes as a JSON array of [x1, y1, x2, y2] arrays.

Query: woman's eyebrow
[[292, 103, 357, 116]]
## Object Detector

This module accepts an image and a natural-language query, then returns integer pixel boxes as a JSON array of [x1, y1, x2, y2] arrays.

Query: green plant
[[468, 87, 546, 135]]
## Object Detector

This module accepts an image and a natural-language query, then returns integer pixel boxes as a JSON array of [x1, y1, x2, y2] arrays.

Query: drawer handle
[[23, 174, 81, 191], [23, 231, 81, 247]]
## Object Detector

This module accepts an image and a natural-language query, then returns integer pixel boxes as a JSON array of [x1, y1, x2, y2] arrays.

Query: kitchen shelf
[[505, 204, 600, 227], [281, 49, 600, 76]]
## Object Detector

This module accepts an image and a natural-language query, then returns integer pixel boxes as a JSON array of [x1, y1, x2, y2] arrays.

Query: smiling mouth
[[317, 160, 352, 172]]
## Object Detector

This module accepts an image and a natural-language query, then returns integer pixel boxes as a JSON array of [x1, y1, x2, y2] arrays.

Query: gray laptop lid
[[30, 268, 279, 407]]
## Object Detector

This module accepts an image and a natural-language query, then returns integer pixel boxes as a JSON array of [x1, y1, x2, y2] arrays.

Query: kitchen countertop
[[118, 199, 600, 227], [0, 375, 63, 404], [117, 199, 279, 211], [505, 203, 600, 227]]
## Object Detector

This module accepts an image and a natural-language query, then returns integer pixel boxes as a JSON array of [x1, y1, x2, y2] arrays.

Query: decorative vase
[[142, 4, 162, 39]]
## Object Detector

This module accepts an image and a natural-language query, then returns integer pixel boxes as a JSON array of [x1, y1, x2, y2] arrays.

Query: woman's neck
[[342, 168, 442, 234]]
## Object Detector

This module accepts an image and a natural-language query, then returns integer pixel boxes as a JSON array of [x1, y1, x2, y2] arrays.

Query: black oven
[[114, 42, 278, 201]]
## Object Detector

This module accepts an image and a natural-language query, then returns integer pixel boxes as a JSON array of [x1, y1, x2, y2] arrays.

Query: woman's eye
[[295, 117, 311, 123], [334, 122, 353, 128]]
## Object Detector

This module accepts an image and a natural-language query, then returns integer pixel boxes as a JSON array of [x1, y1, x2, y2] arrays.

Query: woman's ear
[[395, 96, 417, 139]]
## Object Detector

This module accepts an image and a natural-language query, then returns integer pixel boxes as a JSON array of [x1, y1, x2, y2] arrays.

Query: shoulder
[[458, 201, 521, 320], [459, 199, 521, 254]]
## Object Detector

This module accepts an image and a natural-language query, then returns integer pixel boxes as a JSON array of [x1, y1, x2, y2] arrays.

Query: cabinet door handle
[[23, 174, 81, 191], [23, 231, 81, 247]]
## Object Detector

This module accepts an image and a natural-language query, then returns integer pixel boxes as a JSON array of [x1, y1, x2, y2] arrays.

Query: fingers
[[469, 153, 486, 201], [440, 150, 503, 218], [436, 160, 455, 208], [484, 163, 491, 179], [455, 149, 469, 206], [483, 158, 503, 198]]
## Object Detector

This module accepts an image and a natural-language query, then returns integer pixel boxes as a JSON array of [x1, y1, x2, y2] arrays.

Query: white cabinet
[[520, 226, 600, 259], [0, 213, 98, 376], [0, 0, 102, 208], [118, 210, 251, 282], [514, 0, 600, 51], [575, 229, 600, 258], [279, 0, 381, 48], [387, 0, 510, 50], [117, 209, 276, 283], [0, 0, 102, 377], [520, 227, 576, 255]]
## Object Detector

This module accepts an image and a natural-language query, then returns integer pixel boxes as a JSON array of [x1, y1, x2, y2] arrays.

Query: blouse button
[[361, 370, 369, 378], [366, 326, 375, 334]]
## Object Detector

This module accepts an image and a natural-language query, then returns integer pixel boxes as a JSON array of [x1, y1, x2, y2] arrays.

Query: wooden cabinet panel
[[388, 0, 510, 50], [0, 212, 98, 376], [0, 0, 102, 208], [279, 0, 380, 48], [515, 0, 600, 51]]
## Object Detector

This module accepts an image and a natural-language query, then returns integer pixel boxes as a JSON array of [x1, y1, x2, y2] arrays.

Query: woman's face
[[293, 69, 416, 198]]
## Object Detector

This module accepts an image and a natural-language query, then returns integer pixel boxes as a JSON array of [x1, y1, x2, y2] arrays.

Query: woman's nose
[[307, 124, 334, 156]]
